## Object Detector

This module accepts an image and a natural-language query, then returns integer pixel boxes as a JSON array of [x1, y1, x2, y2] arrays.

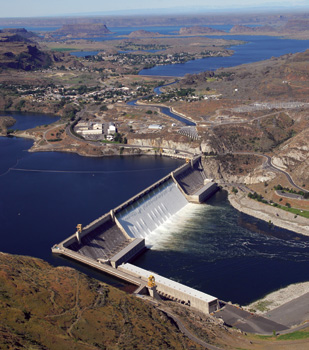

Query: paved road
[[266, 292, 309, 328], [157, 306, 223, 350], [276, 190, 305, 200], [214, 304, 288, 334], [230, 152, 309, 193]]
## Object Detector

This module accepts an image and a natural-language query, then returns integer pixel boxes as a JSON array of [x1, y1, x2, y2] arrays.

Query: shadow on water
[[238, 213, 309, 242]]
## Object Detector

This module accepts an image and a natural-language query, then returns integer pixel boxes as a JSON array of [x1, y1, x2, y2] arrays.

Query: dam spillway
[[116, 178, 188, 239], [52, 156, 219, 314]]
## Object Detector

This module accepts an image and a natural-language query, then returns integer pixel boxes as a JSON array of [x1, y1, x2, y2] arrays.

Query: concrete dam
[[117, 178, 188, 239], [52, 156, 219, 314]]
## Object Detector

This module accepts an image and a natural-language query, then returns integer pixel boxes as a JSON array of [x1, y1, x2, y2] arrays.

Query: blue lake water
[[127, 99, 195, 126], [70, 51, 100, 57], [1, 111, 59, 130], [140, 35, 309, 76], [0, 133, 182, 287], [109, 25, 233, 36]]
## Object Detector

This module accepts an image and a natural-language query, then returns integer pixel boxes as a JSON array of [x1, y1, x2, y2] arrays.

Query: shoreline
[[228, 191, 309, 237], [228, 191, 309, 324], [246, 281, 309, 315]]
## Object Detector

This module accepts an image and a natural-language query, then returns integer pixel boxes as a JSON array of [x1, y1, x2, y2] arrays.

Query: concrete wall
[[113, 174, 172, 215], [187, 182, 218, 204], [82, 213, 112, 236], [110, 239, 146, 268], [118, 263, 218, 314], [59, 213, 112, 248]]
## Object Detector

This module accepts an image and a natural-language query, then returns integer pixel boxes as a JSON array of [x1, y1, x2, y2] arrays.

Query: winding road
[[230, 152, 309, 193]]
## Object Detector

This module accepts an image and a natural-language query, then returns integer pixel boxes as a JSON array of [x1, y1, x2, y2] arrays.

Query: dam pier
[[52, 156, 219, 314]]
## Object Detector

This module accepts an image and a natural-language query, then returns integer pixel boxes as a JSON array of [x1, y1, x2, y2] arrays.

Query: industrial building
[[119, 263, 218, 314]]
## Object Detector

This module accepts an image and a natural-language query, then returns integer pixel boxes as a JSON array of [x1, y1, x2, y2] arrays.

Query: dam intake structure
[[52, 156, 219, 314]]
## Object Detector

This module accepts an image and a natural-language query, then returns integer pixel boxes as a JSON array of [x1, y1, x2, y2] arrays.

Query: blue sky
[[1, 0, 308, 18]]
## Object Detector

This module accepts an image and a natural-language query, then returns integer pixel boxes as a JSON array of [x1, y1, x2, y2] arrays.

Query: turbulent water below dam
[[117, 178, 188, 239], [134, 190, 309, 304]]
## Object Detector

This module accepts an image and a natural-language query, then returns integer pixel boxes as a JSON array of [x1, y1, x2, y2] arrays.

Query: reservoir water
[[4, 111, 59, 131], [139, 35, 309, 76]]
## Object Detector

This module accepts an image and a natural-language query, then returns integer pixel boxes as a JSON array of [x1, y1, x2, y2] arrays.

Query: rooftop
[[121, 263, 217, 303]]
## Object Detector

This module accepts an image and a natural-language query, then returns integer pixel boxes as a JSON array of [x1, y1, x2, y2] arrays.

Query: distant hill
[[56, 23, 111, 37], [128, 30, 161, 37], [282, 20, 309, 32], [230, 25, 276, 33], [179, 26, 225, 35], [0, 28, 38, 40], [0, 31, 52, 71]]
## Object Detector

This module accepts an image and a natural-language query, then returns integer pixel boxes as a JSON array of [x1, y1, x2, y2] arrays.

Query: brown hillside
[[56, 23, 111, 36], [0, 252, 203, 350]]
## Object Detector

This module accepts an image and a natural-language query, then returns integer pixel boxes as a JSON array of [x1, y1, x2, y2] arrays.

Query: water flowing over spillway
[[116, 178, 188, 239]]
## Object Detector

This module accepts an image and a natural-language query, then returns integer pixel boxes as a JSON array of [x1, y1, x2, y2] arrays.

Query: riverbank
[[0, 115, 16, 134], [228, 192, 309, 236], [246, 281, 309, 314], [135, 100, 196, 126]]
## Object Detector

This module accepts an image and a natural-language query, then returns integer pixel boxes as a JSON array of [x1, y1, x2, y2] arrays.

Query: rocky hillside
[[230, 24, 276, 33], [128, 30, 160, 37], [0, 252, 203, 350], [0, 116, 15, 134], [0, 28, 38, 40], [0, 31, 52, 71], [272, 128, 309, 187], [56, 23, 111, 37], [176, 49, 309, 186], [181, 50, 309, 101], [282, 20, 309, 32], [179, 26, 225, 35]]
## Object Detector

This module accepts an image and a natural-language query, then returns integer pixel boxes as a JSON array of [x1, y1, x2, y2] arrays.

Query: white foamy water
[[116, 179, 188, 239], [145, 203, 208, 250]]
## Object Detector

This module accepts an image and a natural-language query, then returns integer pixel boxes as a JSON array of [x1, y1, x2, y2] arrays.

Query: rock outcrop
[[272, 128, 309, 186], [56, 23, 111, 36], [179, 26, 225, 35], [128, 136, 201, 154], [128, 30, 160, 37], [230, 25, 276, 33]]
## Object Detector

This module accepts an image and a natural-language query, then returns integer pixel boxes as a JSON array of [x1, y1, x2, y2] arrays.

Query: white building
[[75, 121, 104, 136], [149, 124, 163, 130], [108, 122, 117, 135]]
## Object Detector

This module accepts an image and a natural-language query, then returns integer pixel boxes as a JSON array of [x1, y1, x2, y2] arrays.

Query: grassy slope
[[0, 252, 202, 350]]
